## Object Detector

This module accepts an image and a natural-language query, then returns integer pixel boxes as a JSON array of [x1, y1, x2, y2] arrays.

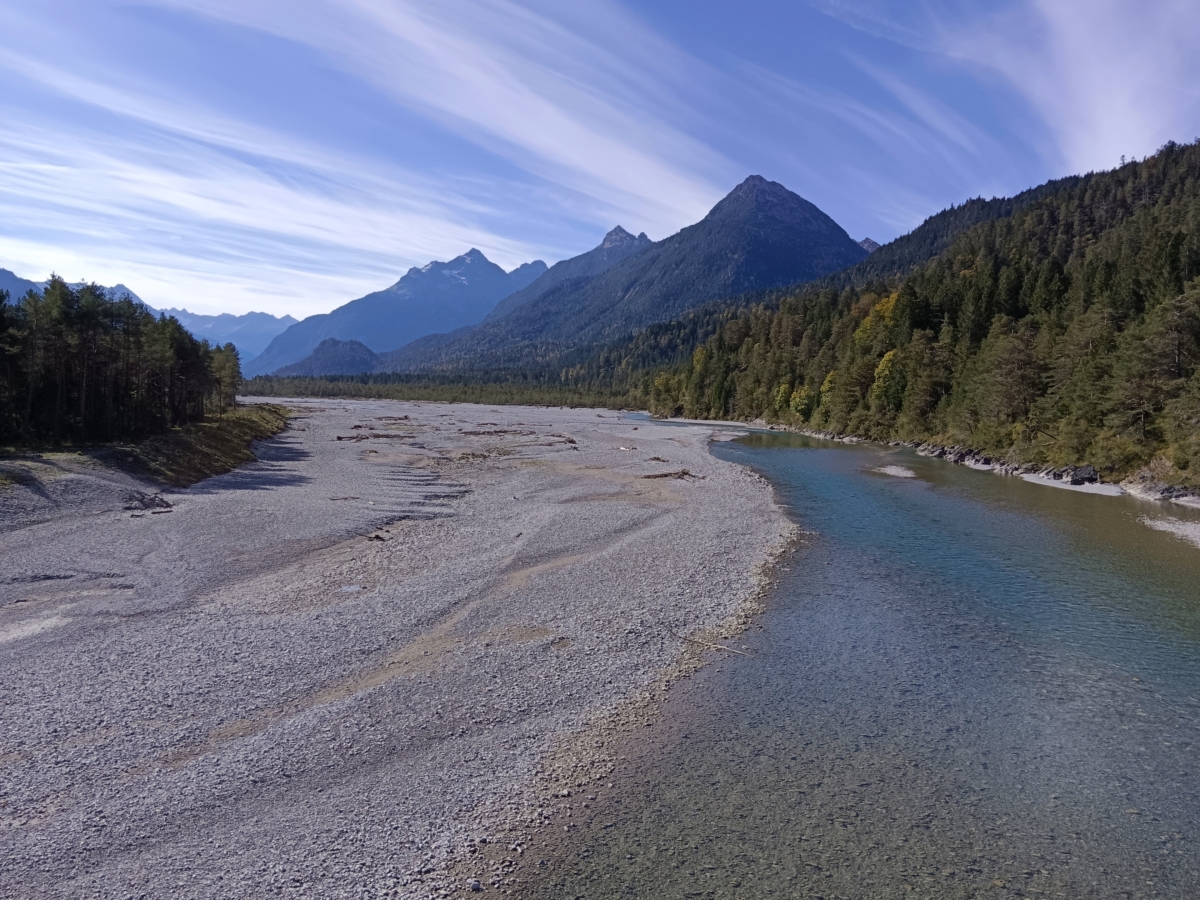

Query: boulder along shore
[[0, 398, 792, 899]]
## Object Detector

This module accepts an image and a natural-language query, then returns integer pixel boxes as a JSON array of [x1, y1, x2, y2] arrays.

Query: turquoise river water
[[527, 432, 1200, 900]]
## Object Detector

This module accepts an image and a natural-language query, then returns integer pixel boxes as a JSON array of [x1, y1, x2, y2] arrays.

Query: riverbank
[[736, 419, 1200, 508], [0, 403, 291, 492], [0, 398, 791, 898]]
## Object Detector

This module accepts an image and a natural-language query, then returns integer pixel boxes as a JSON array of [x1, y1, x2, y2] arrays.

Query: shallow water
[[528, 433, 1200, 899]]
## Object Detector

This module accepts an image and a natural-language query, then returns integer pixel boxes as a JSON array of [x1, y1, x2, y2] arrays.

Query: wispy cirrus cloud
[[0, 0, 737, 315], [943, 0, 1200, 173], [161, 0, 734, 232], [811, 0, 1200, 173], [1, 0, 1195, 317]]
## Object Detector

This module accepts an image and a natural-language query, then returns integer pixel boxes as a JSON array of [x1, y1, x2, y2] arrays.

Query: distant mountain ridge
[[158, 308, 298, 361], [0, 268, 294, 361], [245, 250, 548, 376], [0, 269, 146, 306], [0, 268, 43, 300], [381, 175, 868, 373]]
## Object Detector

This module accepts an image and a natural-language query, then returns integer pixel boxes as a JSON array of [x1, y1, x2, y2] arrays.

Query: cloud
[[943, 0, 1200, 172], [806, 0, 935, 51], [0, 0, 738, 315], [809, 0, 1200, 174], [0, 103, 551, 315], [158, 0, 734, 233], [729, 58, 1028, 237]]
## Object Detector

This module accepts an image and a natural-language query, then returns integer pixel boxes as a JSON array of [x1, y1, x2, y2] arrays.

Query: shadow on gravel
[[184, 436, 313, 494], [187, 465, 311, 494], [252, 437, 311, 464], [0, 462, 54, 501]]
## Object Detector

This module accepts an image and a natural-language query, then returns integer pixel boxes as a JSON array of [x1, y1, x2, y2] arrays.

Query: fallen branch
[[668, 629, 752, 657]]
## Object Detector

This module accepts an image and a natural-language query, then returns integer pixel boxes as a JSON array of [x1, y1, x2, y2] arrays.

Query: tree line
[[0, 277, 241, 445], [645, 141, 1200, 484]]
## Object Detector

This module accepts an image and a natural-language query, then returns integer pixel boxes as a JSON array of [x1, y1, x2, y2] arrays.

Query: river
[[527, 432, 1200, 899]]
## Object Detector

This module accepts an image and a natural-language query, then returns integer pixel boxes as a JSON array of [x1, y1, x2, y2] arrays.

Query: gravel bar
[[0, 398, 791, 899]]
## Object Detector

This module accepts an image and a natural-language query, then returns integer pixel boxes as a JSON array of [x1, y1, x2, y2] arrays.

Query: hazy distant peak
[[106, 283, 140, 299], [160, 307, 297, 325], [509, 260, 545, 274], [508, 259, 549, 288], [408, 248, 493, 282], [246, 246, 547, 376], [858, 238, 881, 253]]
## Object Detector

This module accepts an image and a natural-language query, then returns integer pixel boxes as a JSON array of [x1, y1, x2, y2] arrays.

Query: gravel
[[0, 398, 790, 899]]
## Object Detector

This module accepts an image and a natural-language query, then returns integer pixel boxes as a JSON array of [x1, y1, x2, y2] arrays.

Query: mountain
[[0, 269, 146, 306], [858, 238, 881, 252], [274, 339, 380, 376], [156, 308, 298, 361], [483, 226, 653, 323], [382, 176, 868, 372], [1, 269, 294, 361], [245, 250, 547, 376], [82, 282, 144, 304], [0, 268, 41, 299]]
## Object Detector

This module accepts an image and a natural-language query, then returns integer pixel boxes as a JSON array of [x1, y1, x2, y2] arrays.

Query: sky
[[0, 0, 1198, 318]]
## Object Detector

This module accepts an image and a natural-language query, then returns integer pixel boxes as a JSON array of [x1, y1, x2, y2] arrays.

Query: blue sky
[[1, 0, 1197, 317]]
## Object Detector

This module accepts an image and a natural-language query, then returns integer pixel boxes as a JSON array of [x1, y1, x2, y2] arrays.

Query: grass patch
[[102, 404, 291, 487]]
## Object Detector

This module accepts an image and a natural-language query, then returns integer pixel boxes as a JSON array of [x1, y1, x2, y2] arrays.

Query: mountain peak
[[707, 175, 838, 231], [727, 174, 801, 204], [412, 248, 492, 277], [507, 259, 549, 291], [858, 238, 881, 253], [601, 226, 651, 251], [738, 173, 772, 188]]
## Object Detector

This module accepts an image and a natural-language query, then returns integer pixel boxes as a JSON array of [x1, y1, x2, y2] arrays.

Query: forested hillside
[[0, 277, 241, 444], [647, 141, 1200, 485]]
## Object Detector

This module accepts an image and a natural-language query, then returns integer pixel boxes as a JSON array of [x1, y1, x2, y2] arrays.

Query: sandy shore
[[0, 398, 791, 899]]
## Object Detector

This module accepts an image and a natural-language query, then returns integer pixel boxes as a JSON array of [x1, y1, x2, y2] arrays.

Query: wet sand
[[0, 399, 789, 899]]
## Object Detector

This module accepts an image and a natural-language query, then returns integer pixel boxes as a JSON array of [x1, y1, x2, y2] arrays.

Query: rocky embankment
[[754, 421, 1200, 506], [906, 442, 1200, 505]]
